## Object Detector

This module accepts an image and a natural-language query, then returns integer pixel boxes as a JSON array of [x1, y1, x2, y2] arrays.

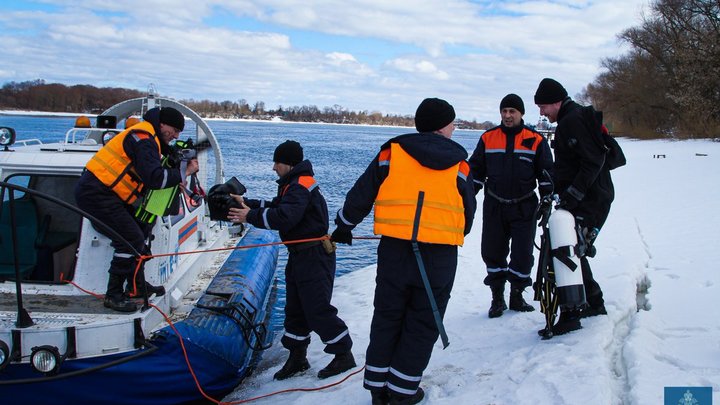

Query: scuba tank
[[547, 208, 586, 308]]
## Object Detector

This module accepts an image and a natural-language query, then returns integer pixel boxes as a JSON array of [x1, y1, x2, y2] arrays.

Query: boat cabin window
[[0, 174, 81, 283]]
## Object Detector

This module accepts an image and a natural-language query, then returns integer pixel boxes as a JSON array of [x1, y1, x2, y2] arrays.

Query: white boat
[[0, 90, 280, 404]]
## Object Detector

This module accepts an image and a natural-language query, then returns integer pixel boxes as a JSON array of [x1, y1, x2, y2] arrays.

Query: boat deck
[[0, 292, 123, 315]]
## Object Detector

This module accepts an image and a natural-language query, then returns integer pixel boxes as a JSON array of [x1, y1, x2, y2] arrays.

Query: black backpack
[[580, 105, 626, 170]]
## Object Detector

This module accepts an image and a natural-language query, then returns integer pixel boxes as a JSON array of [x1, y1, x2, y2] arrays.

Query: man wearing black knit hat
[[469, 94, 553, 319], [227, 139, 355, 382], [331, 98, 476, 405], [534, 78, 615, 335], [75, 106, 198, 312]]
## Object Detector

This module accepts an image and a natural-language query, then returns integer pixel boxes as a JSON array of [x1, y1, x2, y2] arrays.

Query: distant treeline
[[0, 80, 494, 130], [582, 0, 719, 139]]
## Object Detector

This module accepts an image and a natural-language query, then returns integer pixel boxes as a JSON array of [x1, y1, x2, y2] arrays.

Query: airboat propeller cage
[[547, 208, 587, 308], [102, 95, 225, 186]]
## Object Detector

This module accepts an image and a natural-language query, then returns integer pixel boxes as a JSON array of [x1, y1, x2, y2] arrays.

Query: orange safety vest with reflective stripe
[[374, 143, 468, 246], [85, 121, 161, 205]]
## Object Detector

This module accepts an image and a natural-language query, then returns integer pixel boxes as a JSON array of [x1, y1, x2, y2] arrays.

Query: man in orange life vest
[[74, 107, 199, 312], [468, 94, 554, 319], [332, 98, 476, 405], [227, 140, 355, 381]]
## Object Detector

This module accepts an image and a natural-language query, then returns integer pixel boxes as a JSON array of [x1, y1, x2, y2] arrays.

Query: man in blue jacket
[[228, 140, 355, 380], [332, 98, 476, 405], [534, 78, 614, 335], [469, 94, 553, 318]]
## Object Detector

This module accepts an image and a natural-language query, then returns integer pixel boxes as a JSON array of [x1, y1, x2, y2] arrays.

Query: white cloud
[[0, 0, 650, 122], [386, 59, 449, 81]]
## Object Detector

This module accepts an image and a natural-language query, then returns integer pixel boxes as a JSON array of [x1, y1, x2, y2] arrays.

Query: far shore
[[0, 110, 486, 131]]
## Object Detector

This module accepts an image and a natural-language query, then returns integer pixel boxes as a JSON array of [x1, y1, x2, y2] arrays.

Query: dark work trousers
[[572, 202, 610, 308], [581, 256, 604, 307], [481, 195, 537, 290], [75, 184, 150, 277], [280, 245, 352, 355], [363, 237, 457, 397]]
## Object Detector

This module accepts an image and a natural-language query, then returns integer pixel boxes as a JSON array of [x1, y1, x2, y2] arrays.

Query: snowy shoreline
[[224, 137, 720, 404]]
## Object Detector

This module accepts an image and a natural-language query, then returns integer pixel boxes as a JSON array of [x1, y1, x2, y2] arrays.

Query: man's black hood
[[141, 107, 162, 135], [382, 132, 468, 170]]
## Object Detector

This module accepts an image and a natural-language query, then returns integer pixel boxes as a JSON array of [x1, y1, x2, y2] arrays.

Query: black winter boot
[[126, 280, 165, 298], [318, 351, 356, 379], [581, 303, 607, 318], [125, 272, 165, 298], [389, 387, 425, 405], [104, 274, 138, 312], [488, 285, 507, 318], [509, 287, 535, 312], [371, 388, 390, 405], [582, 294, 607, 318], [273, 347, 310, 380], [552, 309, 582, 335]]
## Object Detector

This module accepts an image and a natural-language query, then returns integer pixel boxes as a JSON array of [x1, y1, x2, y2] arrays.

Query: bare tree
[[587, 0, 720, 138]]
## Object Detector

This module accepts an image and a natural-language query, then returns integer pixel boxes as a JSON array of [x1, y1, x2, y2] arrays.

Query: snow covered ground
[[224, 138, 720, 404]]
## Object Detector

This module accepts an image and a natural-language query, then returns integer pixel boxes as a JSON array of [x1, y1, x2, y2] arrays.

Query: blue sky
[[0, 0, 649, 123]]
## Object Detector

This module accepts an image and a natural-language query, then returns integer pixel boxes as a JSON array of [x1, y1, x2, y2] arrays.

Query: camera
[[167, 138, 197, 168], [207, 177, 247, 221]]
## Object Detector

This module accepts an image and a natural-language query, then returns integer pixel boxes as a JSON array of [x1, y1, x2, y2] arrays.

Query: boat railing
[[63, 128, 122, 145], [12, 139, 43, 147]]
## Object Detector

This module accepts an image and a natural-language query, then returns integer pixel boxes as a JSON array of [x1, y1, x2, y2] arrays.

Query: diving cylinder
[[547, 208, 586, 308]]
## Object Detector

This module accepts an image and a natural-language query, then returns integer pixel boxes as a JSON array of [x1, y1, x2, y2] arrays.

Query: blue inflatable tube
[[0, 227, 280, 405]]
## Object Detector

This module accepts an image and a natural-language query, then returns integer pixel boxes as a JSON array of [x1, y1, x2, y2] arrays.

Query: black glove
[[331, 228, 353, 245], [558, 192, 579, 211]]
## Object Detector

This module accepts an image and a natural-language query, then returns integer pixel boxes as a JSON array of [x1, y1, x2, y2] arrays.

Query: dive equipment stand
[[533, 195, 558, 340]]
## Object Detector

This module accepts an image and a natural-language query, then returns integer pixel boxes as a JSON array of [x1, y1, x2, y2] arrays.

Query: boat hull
[[0, 226, 280, 405]]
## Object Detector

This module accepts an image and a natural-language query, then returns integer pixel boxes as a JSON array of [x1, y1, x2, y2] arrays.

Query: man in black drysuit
[[227, 140, 355, 380], [534, 78, 614, 334]]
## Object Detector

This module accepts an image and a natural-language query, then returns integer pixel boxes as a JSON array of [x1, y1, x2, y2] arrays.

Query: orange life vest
[[374, 143, 467, 246], [85, 121, 161, 204]]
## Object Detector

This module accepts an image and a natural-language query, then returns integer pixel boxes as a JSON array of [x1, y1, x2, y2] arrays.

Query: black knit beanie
[[414, 98, 456, 133], [534, 78, 568, 104], [500, 94, 525, 114], [159, 107, 185, 131], [273, 140, 303, 166]]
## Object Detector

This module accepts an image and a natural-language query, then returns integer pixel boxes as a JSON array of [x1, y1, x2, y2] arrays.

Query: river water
[[0, 114, 481, 330]]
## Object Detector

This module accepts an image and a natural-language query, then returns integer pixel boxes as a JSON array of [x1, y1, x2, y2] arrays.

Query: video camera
[[167, 138, 197, 168], [207, 177, 247, 221]]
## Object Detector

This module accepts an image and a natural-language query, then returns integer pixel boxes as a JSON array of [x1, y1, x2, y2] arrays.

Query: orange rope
[[61, 234, 371, 403], [128, 235, 333, 297], [62, 276, 364, 404]]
